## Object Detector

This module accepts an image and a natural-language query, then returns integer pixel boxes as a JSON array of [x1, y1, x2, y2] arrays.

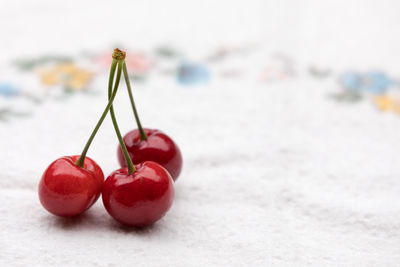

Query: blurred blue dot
[[177, 62, 210, 85], [0, 83, 20, 97], [340, 72, 362, 91], [339, 71, 394, 94], [362, 71, 394, 94]]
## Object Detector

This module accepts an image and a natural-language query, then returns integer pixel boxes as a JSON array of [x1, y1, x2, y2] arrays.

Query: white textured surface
[[1, 0, 400, 266]]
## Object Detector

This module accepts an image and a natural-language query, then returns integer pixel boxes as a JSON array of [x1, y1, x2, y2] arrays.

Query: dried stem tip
[[112, 48, 126, 60]]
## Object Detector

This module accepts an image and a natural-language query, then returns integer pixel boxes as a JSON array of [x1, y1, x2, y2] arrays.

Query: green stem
[[109, 59, 136, 174], [122, 61, 147, 141], [75, 60, 119, 168]]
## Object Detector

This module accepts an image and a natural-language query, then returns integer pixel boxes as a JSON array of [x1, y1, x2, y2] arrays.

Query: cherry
[[38, 50, 125, 217], [70, 155, 104, 187], [103, 49, 175, 226], [117, 128, 182, 181], [117, 61, 183, 180], [102, 161, 174, 227], [38, 156, 103, 217]]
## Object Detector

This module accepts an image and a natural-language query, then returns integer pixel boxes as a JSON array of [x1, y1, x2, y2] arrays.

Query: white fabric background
[[1, 0, 400, 266]]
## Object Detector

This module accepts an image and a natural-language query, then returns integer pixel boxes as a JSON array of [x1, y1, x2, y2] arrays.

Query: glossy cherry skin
[[38, 155, 104, 217], [117, 128, 182, 181], [102, 161, 175, 227]]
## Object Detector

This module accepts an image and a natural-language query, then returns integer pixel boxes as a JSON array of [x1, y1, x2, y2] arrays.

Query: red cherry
[[102, 161, 175, 227], [70, 155, 104, 190], [38, 156, 104, 217], [117, 128, 183, 181]]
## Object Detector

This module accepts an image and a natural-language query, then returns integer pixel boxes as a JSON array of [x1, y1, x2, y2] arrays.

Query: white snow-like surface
[[1, 0, 400, 266]]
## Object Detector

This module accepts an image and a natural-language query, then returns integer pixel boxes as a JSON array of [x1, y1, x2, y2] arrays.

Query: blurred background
[[1, 0, 400, 266], [1, 0, 400, 121]]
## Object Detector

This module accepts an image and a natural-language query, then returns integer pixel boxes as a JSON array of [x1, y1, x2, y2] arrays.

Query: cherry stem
[[122, 61, 147, 141], [75, 59, 120, 168], [109, 50, 136, 174]]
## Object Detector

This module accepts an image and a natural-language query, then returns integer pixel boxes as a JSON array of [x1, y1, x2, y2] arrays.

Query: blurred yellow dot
[[40, 70, 60, 86], [67, 78, 86, 90], [56, 63, 78, 74], [39, 62, 94, 91], [373, 95, 394, 111]]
